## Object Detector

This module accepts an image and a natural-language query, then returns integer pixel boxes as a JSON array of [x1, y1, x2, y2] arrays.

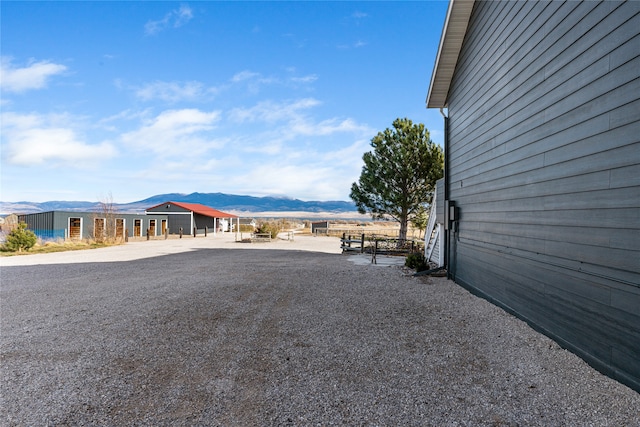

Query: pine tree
[[3, 223, 37, 252], [350, 118, 443, 243]]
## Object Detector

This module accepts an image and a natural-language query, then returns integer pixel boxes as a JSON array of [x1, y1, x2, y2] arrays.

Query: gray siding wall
[[446, 0, 639, 391], [193, 214, 216, 232], [147, 204, 192, 234], [19, 211, 86, 239], [427, 230, 441, 265], [19, 211, 54, 232], [165, 214, 192, 235], [436, 178, 445, 224], [19, 212, 161, 240]]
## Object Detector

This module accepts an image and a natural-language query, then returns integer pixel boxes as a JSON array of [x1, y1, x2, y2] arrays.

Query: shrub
[[257, 221, 281, 239], [2, 223, 37, 252], [405, 251, 428, 272]]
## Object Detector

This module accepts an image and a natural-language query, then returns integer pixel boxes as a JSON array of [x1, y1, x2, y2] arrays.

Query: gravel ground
[[1, 240, 639, 426]]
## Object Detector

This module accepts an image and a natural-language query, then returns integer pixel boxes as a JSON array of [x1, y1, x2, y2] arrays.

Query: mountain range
[[0, 192, 358, 215]]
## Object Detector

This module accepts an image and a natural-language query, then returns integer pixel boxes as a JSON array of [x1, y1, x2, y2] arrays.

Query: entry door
[[149, 219, 156, 236], [134, 219, 142, 237], [115, 219, 125, 239], [69, 218, 81, 240]]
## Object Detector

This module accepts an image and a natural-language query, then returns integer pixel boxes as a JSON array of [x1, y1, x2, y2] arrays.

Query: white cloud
[[231, 71, 261, 83], [223, 100, 372, 198], [320, 139, 369, 165], [338, 40, 368, 50], [121, 108, 223, 157], [290, 74, 318, 84], [290, 117, 373, 137], [253, 137, 367, 195], [233, 161, 357, 201], [145, 4, 193, 35], [229, 98, 321, 123], [0, 57, 67, 93], [227, 98, 373, 161], [100, 108, 151, 124], [134, 80, 217, 103], [229, 69, 317, 95], [98, 108, 152, 132], [239, 135, 284, 156], [131, 69, 309, 104], [1, 112, 117, 166], [281, 33, 307, 49], [239, 163, 331, 195], [230, 70, 278, 94], [174, 4, 193, 26]]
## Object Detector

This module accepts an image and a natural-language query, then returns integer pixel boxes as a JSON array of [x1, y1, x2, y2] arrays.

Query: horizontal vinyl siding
[[427, 231, 441, 265], [446, 0, 640, 391], [436, 178, 445, 224]]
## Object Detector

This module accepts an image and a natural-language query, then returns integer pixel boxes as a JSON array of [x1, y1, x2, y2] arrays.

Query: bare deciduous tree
[[92, 192, 120, 243]]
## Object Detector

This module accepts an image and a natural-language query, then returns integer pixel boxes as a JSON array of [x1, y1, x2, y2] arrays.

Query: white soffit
[[426, 0, 475, 109]]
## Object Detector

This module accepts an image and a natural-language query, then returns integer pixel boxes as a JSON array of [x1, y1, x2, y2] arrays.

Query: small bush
[[405, 251, 428, 272], [257, 221, 281, 239], [2, 223, 37, 252]]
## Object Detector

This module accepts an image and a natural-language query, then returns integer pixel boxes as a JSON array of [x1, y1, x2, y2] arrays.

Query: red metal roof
[[148, 201, 238, 218]]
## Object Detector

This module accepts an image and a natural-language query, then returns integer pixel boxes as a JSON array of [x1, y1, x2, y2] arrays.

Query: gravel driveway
[[1, 241, 639, 426]]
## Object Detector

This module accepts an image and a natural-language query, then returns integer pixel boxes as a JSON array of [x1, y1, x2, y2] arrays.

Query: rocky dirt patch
[[2, 248, 638, 426]]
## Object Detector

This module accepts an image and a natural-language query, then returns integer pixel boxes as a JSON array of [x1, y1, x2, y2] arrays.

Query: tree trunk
[[398, 217, 408, 247]]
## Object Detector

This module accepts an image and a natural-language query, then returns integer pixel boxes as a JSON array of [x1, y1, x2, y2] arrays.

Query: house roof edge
[[426, 0, 475, 109]]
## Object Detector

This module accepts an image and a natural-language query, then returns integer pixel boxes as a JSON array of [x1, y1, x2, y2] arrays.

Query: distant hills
[[0, 192, 358, 215]]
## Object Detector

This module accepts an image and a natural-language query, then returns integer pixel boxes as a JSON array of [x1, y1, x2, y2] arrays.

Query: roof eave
[[426, 0, 475, 109]]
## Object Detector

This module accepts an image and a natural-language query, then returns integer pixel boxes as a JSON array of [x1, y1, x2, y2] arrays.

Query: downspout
[[440, 107, 451, 280]]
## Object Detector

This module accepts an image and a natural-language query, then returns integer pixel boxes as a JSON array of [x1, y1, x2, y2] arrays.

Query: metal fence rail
[[340, 233, 423, 256]]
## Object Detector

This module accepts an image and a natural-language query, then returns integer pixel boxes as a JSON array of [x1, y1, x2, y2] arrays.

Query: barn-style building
[[145, 201, 238, 236]]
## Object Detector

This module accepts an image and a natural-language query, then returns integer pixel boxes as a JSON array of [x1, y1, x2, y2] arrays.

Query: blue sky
[[1, 1, 448, 203]]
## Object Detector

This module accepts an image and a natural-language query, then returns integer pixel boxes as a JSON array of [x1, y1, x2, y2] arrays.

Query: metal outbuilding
[[145, 201, 239, 236], [17, 211, 167, 241]]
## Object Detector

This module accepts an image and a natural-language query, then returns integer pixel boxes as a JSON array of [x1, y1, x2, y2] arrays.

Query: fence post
[[193, 227, 197, 237], [205, 227, 207, 237], [372, 239, 378, 264], [375, 240, 379, 263], [125, 229, 128, 243], [165, 228, 168, 240], [146, 228, 150, 240], [361, 233, 365, 253], [179, 227, 183, 239]]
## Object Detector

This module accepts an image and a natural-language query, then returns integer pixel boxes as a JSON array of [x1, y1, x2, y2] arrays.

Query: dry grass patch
[[0, 239, 119, 257]]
